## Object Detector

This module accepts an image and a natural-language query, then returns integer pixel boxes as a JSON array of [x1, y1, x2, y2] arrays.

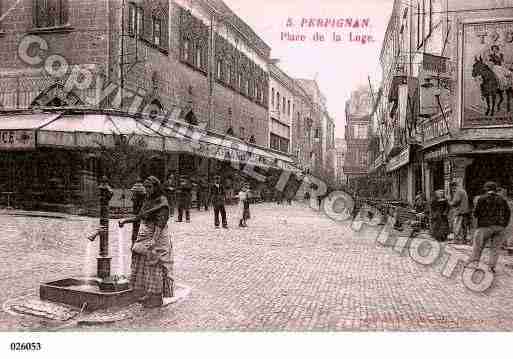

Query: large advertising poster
[[463, 20, 513, 128]]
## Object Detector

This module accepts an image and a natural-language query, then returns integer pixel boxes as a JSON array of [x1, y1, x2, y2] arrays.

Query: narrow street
[[2, 203, 513, 331]]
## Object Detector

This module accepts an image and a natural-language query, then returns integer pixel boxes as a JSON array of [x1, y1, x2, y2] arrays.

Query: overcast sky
[[222, 0, 394, 138]]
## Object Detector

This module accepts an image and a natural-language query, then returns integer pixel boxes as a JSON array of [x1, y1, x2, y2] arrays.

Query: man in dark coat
[[176, 175, 192, 222], [163, 173, 176, 217], [210, 175, 228, 228], [196, 177, 209, 211], [469, 181, 511, 273]]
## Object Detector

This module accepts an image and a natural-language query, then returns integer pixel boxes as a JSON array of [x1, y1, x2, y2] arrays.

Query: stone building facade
[[0, 0, 296, 211], [344, 87, 371, 190], [374, 0, 513, 203]]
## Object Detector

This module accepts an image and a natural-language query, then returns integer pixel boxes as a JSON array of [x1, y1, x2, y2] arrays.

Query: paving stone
[[1, 203, 513, 330]]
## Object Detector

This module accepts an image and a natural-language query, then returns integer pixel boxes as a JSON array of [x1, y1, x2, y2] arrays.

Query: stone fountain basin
[[40, 278, 135, 312]]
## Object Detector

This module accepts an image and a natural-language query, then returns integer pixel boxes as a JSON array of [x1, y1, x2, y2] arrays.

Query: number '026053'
[[10, 342, 42, 351]]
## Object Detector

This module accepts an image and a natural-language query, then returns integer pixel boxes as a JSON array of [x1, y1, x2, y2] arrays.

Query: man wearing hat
[[210, 175, 228, 228], [176, 175, 192, 222], [449, 181, 470, 244], [469, 181, 511, 273]]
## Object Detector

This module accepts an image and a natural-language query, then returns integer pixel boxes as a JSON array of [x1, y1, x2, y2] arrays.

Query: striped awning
[[0, 110, 302, 174]]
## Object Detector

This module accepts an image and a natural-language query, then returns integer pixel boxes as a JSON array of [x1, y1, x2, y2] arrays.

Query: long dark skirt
[[131, 253, 173, 297], [131, 223, 173, 297], [430, 215, 449, 241]]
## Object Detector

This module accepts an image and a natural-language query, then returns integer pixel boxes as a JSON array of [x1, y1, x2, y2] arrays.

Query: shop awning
[[136, 115, 302, 173], [0, 112, 62, 150], [37, 113, 166, 150], [0, 110, 303, 174]]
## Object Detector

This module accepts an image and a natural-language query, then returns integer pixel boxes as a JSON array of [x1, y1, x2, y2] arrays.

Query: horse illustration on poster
[[464, 22, 513, 127]]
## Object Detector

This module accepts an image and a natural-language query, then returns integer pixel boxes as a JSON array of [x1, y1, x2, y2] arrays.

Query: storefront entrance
[[431, 161, 445, 194]]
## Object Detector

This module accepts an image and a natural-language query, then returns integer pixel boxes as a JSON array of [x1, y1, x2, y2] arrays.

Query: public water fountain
[[39, 177, 145, 311]]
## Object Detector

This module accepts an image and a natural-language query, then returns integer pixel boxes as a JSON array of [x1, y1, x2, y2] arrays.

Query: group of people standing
[[417, 180, 511, 273], [118, 174, 254, 308], [162, 173, 252, 229]]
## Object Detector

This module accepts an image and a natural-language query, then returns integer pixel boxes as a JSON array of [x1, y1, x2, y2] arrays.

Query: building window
[[361, 152, 368, 167], [34, 0, 69, 28], [226, 59, 232, 83], [152, 17, 161, 46], [276, 92, 280, 111], [240, 127, 245, 139], [271, 88, 275, 107], [287, 100, 291, 116], [238, 72, 243, 90], [128, 3, 136, 35], [245, 78, 250, 96], [136, 5, 144, 38], [217, 59, 223, 79], [183, 38, 190, 62], [249, 135, 256, 144], [283, 97, 286, 114], [196, 44, 203, 69], [416, 2, 421, 48]]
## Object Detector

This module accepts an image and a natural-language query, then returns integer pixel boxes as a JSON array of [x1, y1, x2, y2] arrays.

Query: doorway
[[465, 155, 513, 200], [431, 161, 445, 195]]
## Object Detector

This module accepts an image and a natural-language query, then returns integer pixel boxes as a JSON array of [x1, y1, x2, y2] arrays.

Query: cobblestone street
[[2, 203, 513, 331]]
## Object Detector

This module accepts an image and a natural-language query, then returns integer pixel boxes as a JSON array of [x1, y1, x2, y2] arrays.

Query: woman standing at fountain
[[119, 176, 173, 308]]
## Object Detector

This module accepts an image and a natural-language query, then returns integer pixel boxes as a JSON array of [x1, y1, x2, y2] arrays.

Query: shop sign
[[0, 130, 36, 150], [386, 146, 410, 172], [422, 113, 450, 142], [424, 144, 448, 161], [462, 20, 513, 128]]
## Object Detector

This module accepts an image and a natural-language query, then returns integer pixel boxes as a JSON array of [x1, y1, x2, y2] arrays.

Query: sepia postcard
[[0, 0, 512, 357]]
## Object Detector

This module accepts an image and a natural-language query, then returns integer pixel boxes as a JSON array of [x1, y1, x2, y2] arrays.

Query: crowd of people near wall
[[354, 179, 512, 275]]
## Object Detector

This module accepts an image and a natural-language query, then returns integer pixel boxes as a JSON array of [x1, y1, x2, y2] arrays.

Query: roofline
[[202, 0, 271, 58]]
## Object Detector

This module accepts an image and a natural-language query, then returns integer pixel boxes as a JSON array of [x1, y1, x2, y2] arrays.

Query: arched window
[[146, 99, 163, 119], [184, 109, 198, 125], [226, 127, 234, 136], [30, 84, 83, 108]]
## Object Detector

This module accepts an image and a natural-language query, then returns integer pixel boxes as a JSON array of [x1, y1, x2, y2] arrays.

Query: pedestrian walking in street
[[276, 190, 284, 205], [196, 177, 209, 211], [119, 176, 173, 308], [176, 175, 192, 223], [238, 183, 251, 227], [449, 181, 471, 244], [163, 173, 176, 217], [211, 175, 228, 229], [468, 181, 511, 273], [414, 193, 429, 230], [430, 189, 450, 242]]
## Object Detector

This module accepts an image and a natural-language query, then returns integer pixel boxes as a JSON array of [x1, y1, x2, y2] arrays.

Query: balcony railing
[[422, 53, 448, 74]]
